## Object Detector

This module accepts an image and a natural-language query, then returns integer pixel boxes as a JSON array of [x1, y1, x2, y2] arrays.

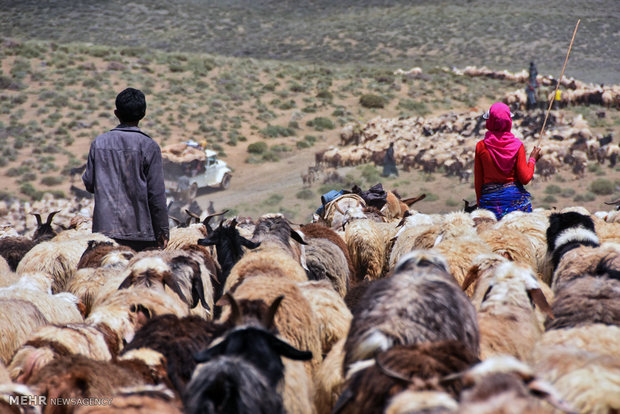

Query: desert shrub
[[445, 198, 459, 207], [306, 117, 335, 131], [316, 90, 333, 101], [398, 99, 431, 116], [20, 183, 43, 201], [289, 83, 305, 93], [261, 151, 280, 162], [279, 100, 296, 110], [360, 164, 381, 184], [296, 140, 310, 149], [248, 141, 267, 154], [40, 175, 63, 186], [542, 195, 557, 203], [302, 105, 318, 113], [589, 178, 613, 195], [574, 192, 596, 202], [288, 121, 300, 129], [271, 144, 291, 153], [263, 194, 283, 206], [544, 184, 562, 194], [260, 125, 295, 138], [360, 94, 385, 108], [0, 75, 24, 90], [587, 163, 602, 173], [560, 188, 576, 198], [296, 189, 314, 200]]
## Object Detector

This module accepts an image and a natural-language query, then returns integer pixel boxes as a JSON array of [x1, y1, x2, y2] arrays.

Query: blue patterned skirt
[[479, 182, 532, 220]]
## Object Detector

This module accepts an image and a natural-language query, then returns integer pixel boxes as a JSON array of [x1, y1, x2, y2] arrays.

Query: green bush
[[589, 178, 613, 195], [260, 125, 295, 138], [263, 194, 283, 206], [544, 184, 562, 194], [542, 195, 557, 203], [20, 182, 43, 201], [316, 90, 333, 100], [296, 189, 315, 200], [296, 140, 311, 149], [360, 164, 381, 184], [359, 94, 385, 108], [560, 188, 576, 198], [247, 141, 268, 154], [306, 117, 335, 131], [445, 198, 459, 207], [574, 192, 596, 202]]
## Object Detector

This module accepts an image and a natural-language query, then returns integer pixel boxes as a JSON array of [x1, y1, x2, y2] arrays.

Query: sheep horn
[[170, 217, 182, 226], [604, 199, 620, 205], [222, 292, 242, 326], [263, 295, 285, 331], [334, 203, 345, 215], [185, 209, 201, 222], [374, 354, 412, 384]]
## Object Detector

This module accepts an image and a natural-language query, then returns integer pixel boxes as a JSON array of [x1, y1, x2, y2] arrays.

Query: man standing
[[526, 61, 539, 110], [83, 88, 169, 251], [382, 142, 398, 177]]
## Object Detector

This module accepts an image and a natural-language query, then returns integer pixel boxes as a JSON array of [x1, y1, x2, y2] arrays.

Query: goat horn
[[604, 199, 620, 205], [185, 209, 201, 221], [46, 211, 60, 225], [263, 295, 285, 331], [334, 203, 345, 214], [32, 213, 42, 226]]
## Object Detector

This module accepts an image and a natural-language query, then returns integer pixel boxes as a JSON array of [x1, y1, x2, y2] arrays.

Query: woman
[[475, 102, 542, 220]]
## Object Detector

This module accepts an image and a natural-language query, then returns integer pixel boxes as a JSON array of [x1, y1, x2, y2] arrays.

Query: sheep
[[546, 211, 600, 275], [0, 299, 48, 365], [86, 284, 190, 348], [299, 223, 355, 296], [433, 212, 493, 294], [334, 341, 478, 414], [117, 250, 213, 318], [0, 382, 42, 414], [185, 295, 313, 414], [550, 241, 619, 292], [302, 236, 350, 297], [221, 277, 322, 377], [250, 214, 308, 266], [458, 356, 575, 414], [343, 250, 480, 370], [121, 314, 232, 394], [76, 240, 134, 269], [223, 247, 308, 295], [298, 280, 352, 357], [531, 325, 620, 414], [314, 338, 346, 414], [478, 224, 538, 269], [344, 214, 389, 283], [0, 286, 84, 325], [66, 265, 130, 318], [26, 354, 171, 409], [0, 211, 59, 271], [74, 384, 183, 414], [388, 212, 440, 268], [16, 233, 114, 293], [8, 323, 119, 383], [474, 261, 552, 361], [384, 390, 458, 414]]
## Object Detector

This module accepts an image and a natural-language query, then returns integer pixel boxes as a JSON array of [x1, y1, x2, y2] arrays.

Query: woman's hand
[[530, 146, 542, 161]]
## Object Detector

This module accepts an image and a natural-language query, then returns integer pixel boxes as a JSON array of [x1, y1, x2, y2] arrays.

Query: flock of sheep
[[0, 182, 619, 413], [315, 108, 618, 184]]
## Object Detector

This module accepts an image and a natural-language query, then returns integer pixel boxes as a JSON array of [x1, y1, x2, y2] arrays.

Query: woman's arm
[[515, 145, 537, 185], [474, 142, 484, 204]]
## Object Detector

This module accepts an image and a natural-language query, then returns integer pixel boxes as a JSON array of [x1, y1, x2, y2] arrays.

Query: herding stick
[[538, 19, 581, 144]]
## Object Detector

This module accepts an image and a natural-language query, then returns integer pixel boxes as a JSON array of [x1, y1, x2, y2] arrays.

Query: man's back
[[82, 126, 168, 242]]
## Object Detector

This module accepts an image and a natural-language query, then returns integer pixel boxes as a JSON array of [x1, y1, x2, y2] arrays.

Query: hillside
[[0, 0, 619, 224]]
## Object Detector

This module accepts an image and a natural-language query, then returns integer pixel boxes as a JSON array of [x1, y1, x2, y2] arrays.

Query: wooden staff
[[538, 19, 581, 144]]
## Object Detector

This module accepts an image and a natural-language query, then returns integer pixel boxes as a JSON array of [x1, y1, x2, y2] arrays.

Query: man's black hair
[[115, 88, 146, 123]]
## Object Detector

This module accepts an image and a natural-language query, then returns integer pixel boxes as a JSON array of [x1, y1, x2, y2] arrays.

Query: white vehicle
[[162, 143, 232, 202]]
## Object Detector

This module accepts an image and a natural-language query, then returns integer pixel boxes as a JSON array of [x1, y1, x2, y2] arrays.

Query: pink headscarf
[[483, 102, 523, 174]]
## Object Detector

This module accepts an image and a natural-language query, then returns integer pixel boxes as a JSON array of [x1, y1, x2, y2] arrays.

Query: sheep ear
[[194, 340, 227, 363], [403, 194, 426, 206], [267, 335, 312, 361], [332, 388, 355, 414], [197, 236, 215, 247], [46, 211, 60, 225], [191, 270, 209, 311], [527, 379, 576, 413], [163, 272, 189, 305], [461, 264, 481, 292], [130, 303, 152, 322], [290, 230, 308, 245], [396, 210, 411, 227], [527, 288, 554, 319], [263, 295, 284, 330], [375, 355, 412, 384], [240, 237, 260, 250], [118, 275, 134, 290]]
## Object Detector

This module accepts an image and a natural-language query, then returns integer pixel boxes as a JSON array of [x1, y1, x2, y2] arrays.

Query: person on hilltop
[[474, 102, 542, 220], [382, 142, 399, 177], [82, 88, 169, 251]]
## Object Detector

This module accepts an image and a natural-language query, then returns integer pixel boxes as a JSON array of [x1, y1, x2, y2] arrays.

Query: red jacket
[[474, 140, 536, 203]]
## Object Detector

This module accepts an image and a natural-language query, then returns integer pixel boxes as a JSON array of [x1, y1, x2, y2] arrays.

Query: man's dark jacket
[[82, 125, 169, 242]]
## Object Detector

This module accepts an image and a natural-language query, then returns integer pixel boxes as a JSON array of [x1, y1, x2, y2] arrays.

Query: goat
[[0, 211, 59, 271], [184, 295, 313, 414]]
